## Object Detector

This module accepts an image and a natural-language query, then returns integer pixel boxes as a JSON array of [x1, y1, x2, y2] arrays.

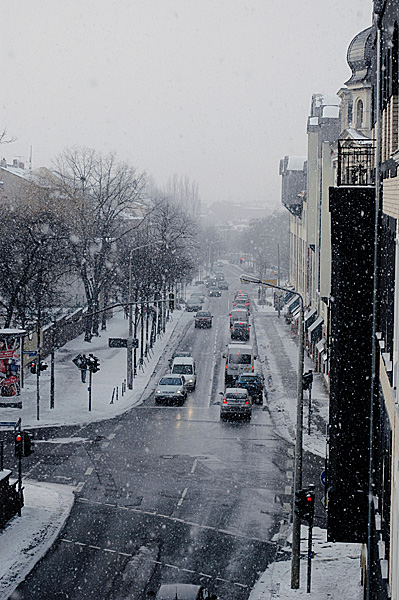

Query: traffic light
[[30, 361, 37, 374], [168, 292, 175, 311], [23, 431, 34, 456], [87, 354, 100, 373], [303, 370, 313, 391], [15, 432, 23, 458], [39, 361, 48, 372], [295, 487, 315, 523], [240, 257, 243, 264]]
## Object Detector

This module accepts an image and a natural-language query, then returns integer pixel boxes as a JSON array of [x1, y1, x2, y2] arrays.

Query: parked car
[[236, 372, 265, 404], [155, 583, 216, 600], [186, 298, 203, 311], [209, 287, 221, 297], [218, 280, 229, 290], [220, 387, 252, 420], [194, 311, 213, 328], [231, 320, 250, 340], [155, 375, 187, 405]]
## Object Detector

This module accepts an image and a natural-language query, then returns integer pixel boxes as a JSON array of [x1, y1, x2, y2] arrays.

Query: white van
[[223, 342, 256, 386], [171, 356, 196, 391]]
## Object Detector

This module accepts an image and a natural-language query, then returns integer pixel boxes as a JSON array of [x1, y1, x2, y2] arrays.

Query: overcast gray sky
[[1, 0, 372, 211]]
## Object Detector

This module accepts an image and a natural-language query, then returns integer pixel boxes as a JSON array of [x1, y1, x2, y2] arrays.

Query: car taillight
[[237, 383, 241, 387], [245, 400, 249, 405], [246, 328, 249, 331], [223, 398, 227, 404], [252, 366, 254, 371]]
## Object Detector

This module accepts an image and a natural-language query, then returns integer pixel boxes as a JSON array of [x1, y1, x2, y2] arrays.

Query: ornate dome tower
[[338, 27, 373, 136]]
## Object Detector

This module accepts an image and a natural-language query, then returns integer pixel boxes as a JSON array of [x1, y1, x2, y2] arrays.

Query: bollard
[[116, 386, 119, 402], [110, 388, 115, 404]]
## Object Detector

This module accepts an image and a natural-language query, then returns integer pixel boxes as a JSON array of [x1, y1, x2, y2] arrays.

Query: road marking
[[75, 482, 85, 493], [85, 467, 94, 475], [108, 433, 116, 440], [60, 538, 250, 588], [76, 497, 276, 545], [177, 487, 188, 507], [102, 441, 110, 448], [190, 458, 198, 474], [285, 486, 292, 495]]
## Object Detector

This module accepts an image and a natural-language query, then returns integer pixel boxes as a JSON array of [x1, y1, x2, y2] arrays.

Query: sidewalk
[[0, 298, 363, 599]]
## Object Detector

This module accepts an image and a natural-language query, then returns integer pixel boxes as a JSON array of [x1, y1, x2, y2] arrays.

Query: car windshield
[[160, 377, 183, 386], [240, 376, 257, 383], [197, 312, 209, 317], [229, 353, 251, 364], [172, 365, 193, 375]]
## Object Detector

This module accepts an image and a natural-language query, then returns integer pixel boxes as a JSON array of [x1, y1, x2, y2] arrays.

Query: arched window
[[356, 99, 364, 129]]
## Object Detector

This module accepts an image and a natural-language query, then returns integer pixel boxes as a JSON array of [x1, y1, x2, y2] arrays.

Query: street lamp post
[[240, 274, 304, 589]]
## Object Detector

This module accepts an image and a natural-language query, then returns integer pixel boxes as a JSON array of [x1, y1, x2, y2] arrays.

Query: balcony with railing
[[337, 139, 375, 187]]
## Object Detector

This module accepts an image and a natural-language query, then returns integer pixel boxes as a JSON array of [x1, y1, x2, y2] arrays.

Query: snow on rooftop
[[322, 105, 340, 118], [287, 156, 306, 171]]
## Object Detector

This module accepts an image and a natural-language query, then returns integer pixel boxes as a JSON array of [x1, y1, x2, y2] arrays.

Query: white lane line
[[75, 482, 85, 493], [108, 433, 116, 440], [177, 487, 188, 507], [85, 467, 94, 476], [89, 545, 101, 550], [190, 458, 198, 474]]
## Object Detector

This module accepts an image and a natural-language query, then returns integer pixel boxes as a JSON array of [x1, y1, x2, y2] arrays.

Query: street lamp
[[127, 240, 165, 389], [240, 273, 304, 589]]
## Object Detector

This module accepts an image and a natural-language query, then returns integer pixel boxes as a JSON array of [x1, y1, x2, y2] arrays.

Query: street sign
[[262, 279, 277, 287], [320, 469, 329, 487], [108, 338, 138, 348], [22, 351, 38, 356]]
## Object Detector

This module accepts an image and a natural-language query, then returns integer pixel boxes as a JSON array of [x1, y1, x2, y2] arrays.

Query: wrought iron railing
[[337, 139, 375, 186]]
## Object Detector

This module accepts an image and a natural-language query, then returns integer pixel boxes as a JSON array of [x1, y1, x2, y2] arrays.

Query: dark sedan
[[194, 311, 213, 328]]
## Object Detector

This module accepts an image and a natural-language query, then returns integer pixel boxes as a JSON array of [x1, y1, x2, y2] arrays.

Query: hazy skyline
[[1, 1, 372, 211]]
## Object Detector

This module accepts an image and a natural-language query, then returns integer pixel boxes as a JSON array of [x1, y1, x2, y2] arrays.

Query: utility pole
[[240, 274, 305, 589]]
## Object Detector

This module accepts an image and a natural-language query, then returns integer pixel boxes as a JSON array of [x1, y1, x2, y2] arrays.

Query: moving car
[[217, 280, 228, 290], [194, 311, 213, 328], [220, 387, 252, 420], [229, 308, 248, 328], [236, 372, 264, 404], [223, 342, 256, 386], [155, 375, 187, 405], [209, 287, 221, 297], [156, 583, 216, 600], [186, 298, 203, 312], [190, 292, 205, 303], [231, 320, 250, 341], [171, 356, 196, 390], [168, 350, 191, 369]]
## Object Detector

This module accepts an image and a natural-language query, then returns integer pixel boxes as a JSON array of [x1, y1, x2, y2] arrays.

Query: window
[[356, 99, 363, 129]]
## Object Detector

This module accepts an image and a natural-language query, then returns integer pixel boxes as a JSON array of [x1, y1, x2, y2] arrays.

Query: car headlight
[[188, 379, 193, 383], [177, 390, 181, 394], [156, 390, 161, 394]]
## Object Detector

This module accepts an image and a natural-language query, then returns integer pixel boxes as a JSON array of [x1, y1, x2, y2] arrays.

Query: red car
[[194, 311, 213, 328]]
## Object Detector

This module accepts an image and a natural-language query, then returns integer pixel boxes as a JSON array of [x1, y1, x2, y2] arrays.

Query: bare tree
[[51, 147, 147, 341]]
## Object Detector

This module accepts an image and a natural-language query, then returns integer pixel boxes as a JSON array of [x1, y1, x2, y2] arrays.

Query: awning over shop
[[308, 316, 324, 343], [286, 295, 299, 312], [304, 307, 316, 321], [292, 307, 301, 321], [316, 337, 327, 353]]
